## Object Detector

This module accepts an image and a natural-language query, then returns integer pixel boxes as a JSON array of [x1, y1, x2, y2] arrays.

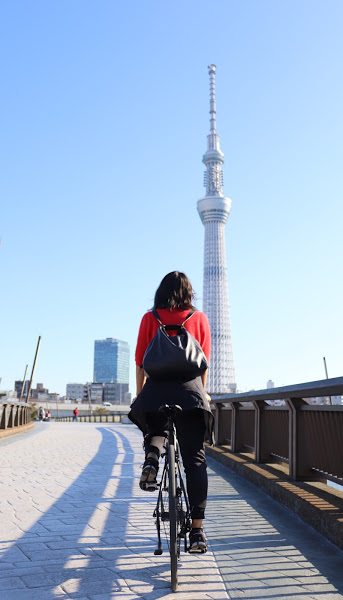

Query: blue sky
[[1, 0, 342, 396]]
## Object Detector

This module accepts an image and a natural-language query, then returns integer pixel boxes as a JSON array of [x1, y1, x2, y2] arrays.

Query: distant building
[[265, 380, 284, 405], [308, 397, 330, 405], [93, 339, 129, 384], [14, 380, 30, 399], [309, 395, 342, 405], [31, 383, 49, 401], [66, 383, 86, 401], [84, 382, 103, 404], [103, 383, 131, 405], [1, 390, 17, 401]]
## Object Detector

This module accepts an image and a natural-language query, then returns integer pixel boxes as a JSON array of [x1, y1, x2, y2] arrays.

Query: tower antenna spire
[[197, 65, 236, 394], [208, 64, 216, 134]]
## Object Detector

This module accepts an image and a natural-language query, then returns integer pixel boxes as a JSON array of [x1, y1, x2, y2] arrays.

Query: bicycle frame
[[152, 405, 192, 590]]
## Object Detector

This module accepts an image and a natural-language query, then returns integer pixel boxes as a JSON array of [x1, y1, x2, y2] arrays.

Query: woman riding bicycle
[[129, 271, 213, 553]]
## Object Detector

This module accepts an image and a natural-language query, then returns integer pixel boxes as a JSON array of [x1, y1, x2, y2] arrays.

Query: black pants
[[144, 409, 208, 520]]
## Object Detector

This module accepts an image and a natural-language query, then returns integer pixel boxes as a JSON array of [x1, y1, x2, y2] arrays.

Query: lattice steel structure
[[197, 65, 236, 393]]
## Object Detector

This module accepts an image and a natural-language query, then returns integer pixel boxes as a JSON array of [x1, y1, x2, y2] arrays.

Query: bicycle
[[151, 404, 192, 592]]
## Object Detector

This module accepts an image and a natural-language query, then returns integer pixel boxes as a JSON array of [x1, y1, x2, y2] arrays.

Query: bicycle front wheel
[[168, 441, 178, 592]]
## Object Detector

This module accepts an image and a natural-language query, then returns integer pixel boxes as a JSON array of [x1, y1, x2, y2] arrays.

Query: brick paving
[[0, 422, 342, 600]]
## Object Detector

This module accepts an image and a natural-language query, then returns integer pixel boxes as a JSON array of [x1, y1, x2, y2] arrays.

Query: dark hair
[[154, 271, 195, 310]]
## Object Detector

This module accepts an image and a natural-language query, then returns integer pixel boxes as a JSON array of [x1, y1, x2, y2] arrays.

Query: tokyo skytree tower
[[197, 64, 236, 394]]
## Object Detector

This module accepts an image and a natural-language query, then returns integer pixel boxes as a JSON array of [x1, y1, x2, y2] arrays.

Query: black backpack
[[143, 309, 208, 381]]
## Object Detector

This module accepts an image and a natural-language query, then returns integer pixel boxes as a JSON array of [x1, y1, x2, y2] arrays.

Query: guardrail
[[0, 400, 32, 435], [211, 376, 343, 485], [55, 414, 122, 423]]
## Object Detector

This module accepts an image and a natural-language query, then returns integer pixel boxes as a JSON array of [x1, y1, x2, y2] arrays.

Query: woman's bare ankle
[[191, 519, 203, 529]]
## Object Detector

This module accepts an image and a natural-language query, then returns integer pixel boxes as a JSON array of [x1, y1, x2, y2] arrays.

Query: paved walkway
[[0, 423, 342, 600]]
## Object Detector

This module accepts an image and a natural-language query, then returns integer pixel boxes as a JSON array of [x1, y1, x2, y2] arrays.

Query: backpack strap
[[151, 308, 163, 325], [181, 310, 195, 326], [151, 309, 196, 329]]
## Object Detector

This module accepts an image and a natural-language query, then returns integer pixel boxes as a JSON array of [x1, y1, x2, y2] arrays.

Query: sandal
[[139, 456, 159, 491], [188, 528, 207, 553]]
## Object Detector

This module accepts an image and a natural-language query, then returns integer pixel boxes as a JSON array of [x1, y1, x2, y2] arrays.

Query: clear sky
[[1, 0, 342, 397]]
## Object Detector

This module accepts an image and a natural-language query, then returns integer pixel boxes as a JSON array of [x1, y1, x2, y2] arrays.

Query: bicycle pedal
[[188, 546, 207, 554], [140, 482, 158, 492]]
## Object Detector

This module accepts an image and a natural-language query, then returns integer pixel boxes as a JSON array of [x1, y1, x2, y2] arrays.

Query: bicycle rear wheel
[[168, 441, 178, 592]]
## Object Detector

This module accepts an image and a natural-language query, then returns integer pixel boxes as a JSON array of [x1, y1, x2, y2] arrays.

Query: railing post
[[1, 404, 8, 430], [231, 401, 239, 452], [214, 403, 224, 445], [253, 400, 268, 462], [8, 405, 15, 428], [287, 397, 308, 480]]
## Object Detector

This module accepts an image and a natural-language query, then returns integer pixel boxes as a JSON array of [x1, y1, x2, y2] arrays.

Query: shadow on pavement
[[0, 426, 178, 600], [206, 456, 343, 599]]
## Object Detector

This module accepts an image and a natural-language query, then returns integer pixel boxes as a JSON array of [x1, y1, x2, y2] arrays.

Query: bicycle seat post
[[158, 404, 182, 444]]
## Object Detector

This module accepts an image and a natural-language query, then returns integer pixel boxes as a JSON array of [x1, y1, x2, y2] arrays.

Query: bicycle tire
[[168, 441, 178, 592]]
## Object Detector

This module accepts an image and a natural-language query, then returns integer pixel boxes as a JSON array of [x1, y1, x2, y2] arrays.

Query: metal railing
[[0, 400, 32, 433], [55, 414, 122, 423], [211, 376, 343, 485]]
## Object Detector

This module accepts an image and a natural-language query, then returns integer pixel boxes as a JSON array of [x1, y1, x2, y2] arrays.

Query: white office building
[[66, 383, 86, 401]]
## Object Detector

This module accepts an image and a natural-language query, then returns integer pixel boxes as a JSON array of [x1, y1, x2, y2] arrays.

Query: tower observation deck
[[197, 64, 236, 393]]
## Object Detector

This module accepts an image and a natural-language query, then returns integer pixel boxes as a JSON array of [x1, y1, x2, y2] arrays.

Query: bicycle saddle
[[158, 404, 182, 417]]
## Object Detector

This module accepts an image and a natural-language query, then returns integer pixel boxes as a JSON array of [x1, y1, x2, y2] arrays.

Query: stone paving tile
[[0, 544, 30, 562], [0, 576, 26, 590], [1, 422, 343, 600], [307, 596, 343, 600], [20, 571, 76, 589], [3, 587, 68, 600], [204, 456, 343, 600], [17, 541, 51, 552], [303, 583, 339, 592], [88, 595, 220, 600], [43, 559, 105, 573], [0, 565, 44, 579]]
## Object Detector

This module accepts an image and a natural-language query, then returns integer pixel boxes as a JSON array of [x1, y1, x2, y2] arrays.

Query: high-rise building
[[93, 339, 130, 384], [197, 65, 236, 394]]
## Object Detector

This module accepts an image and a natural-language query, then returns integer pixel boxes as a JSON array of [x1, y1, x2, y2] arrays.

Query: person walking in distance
[[129, 271, 213, 553], [73, 407, 79, 422]]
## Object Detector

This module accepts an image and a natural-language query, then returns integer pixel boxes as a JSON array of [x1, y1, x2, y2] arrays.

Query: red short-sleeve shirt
[[135, 307, 211, 367]]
